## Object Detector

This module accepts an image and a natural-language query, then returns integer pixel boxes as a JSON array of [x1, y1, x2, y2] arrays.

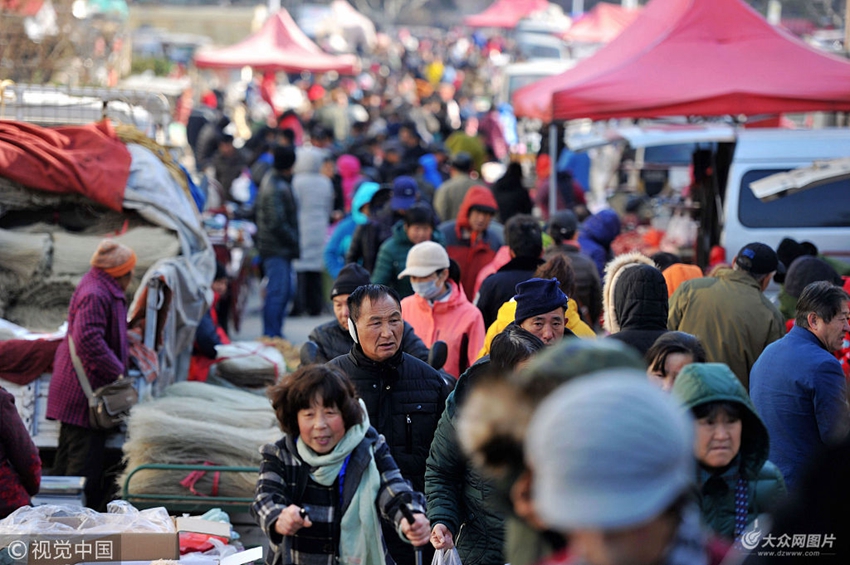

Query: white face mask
[[412, 278, 444, 301]]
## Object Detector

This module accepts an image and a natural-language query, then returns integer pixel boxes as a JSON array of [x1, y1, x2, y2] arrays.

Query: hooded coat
[[337, 154, 362, 212], [577, 209, 621, 279], [438, 186, 504, 301], [603, 252, 669, 356], [401, 280, 485, 378], [292, 147, 333, 273], [325, 182, 386, 277], [672, 363, 787, 539]]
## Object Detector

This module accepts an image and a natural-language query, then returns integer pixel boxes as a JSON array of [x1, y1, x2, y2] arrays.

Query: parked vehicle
[[568, 124, 850, 271]]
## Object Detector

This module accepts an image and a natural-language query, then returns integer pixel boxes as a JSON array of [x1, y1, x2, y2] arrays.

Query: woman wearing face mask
[[672, 363, 787, 541], [399, 241, 485, 378]]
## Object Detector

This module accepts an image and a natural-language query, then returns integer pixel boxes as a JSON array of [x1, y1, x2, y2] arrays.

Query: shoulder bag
[[68, 335, 139, 430]]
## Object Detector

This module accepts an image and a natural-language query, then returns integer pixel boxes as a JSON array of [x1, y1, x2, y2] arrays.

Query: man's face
[[405, 223, 433, 245], [333, 294, 351, 331], [811, 304, 850, 352], [353, 295, 404, 362], [519, 307, 566, 346], [468, 209, 493, 233]]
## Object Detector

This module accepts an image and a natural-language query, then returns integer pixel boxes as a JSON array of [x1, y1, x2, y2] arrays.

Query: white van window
[[740, 170, 850, 228]]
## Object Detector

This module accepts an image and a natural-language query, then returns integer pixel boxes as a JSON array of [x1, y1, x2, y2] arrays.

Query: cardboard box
[[1, 514, 234, 565]]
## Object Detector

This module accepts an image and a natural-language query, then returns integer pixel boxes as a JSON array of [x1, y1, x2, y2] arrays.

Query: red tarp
[[463, 0, 548, 29], [514, 0, 850, 122], [561, 2, 641, 43], [194, 9, 358, 74], [0, 120, 129, 211]]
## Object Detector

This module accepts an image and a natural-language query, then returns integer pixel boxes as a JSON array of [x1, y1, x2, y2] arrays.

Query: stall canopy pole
[[549, 123, 557, 220]]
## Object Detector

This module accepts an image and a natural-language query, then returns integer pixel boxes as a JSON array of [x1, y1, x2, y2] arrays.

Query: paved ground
[[229, 277, 335, 347]]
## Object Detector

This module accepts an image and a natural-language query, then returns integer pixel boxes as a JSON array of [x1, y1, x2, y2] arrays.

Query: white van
[[568, 125, 850, 269]]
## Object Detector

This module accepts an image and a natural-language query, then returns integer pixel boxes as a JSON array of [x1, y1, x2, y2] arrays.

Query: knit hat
[[90, 240, 136, 278], [515, 337, 646, 404], [549, 210, 578, 241], [331, 263, 371, 298], [273, 145, 297, 171], [514, 278, 568, 324], [784, 256, 842, 299], [398, 241, 449, 279], [527, 371, 694, 530], [391, 176, 419, 211], [735, 242, 784, 276]]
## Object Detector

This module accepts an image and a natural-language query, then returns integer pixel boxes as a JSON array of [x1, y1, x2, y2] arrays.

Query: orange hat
[[662, 263, 704, 297], [90, 240, 137, 278]]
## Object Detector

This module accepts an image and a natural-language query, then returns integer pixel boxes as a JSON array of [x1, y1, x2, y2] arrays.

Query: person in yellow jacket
[[478, 254, 595, 358]]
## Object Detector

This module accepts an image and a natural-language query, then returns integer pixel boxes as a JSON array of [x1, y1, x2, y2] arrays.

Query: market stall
[[192, 9, 358, 75], [513, 0, 850, 122]]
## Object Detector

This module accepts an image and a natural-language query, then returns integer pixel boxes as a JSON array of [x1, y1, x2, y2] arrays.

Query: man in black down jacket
[[329, 284, 450, 565]]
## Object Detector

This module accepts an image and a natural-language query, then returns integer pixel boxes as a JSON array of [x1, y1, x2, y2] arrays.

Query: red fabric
[[0, 0, 44, 16], [562, 2, 641, 44], [514, 0, 850, 121], [463, 0, 548, 29], [474, 245, 512, 297], [0, 339, 60, 386], [194, 9, 357, 74], [0, 120, 129, 212]]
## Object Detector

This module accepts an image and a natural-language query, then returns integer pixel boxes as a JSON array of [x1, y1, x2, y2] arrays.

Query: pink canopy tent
[[561, 2, 641, 43], [513, 0, 850, 122], [463, 0, 548, 29], [194, 9, 357, 74]]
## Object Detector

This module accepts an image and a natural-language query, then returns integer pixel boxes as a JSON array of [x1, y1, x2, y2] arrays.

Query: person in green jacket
[[425, 325, 545, 565], [372, 204, 442, 298], [672, 362, 787, 540]]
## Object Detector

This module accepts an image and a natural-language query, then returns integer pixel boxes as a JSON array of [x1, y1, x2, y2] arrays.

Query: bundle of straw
[[119, 382, 281, 501]]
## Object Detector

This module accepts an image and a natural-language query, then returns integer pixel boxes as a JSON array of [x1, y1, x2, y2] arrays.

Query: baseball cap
[[526, 371, 694, 530], [398, 241, 450, 279], [391, 176, 419, 211], [735, 242, 784, 276], [549, 210, 579, 240], [450, 151, 473, 173]]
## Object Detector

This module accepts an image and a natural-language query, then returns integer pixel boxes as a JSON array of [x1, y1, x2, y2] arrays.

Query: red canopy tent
[[194, 9, 357, 74], [463, 0, 548, 29], [561, 2, 641, 44], [513, 0, 850, 122]]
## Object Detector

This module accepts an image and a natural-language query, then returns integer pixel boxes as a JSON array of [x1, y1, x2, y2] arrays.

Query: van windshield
[[740, 169, 850, 228]]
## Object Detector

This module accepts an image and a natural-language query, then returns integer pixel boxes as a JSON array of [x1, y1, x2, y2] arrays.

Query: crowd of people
[[3, 24, 850, 565]]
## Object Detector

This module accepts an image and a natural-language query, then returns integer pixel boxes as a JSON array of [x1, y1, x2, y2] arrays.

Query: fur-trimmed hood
[[603, 252, 662, 334]]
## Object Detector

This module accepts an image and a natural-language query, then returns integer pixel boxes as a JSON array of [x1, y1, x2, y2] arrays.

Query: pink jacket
[[401, 280, 485, 378]]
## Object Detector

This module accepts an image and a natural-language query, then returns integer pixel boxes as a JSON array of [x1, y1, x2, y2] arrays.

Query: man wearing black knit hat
[[513, 277, 572, 346], [301, 263, 430, 364]]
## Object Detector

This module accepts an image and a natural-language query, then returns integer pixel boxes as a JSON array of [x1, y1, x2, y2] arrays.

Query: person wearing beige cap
[[46, 239, 137, 511], [399, 241, 485, 378]]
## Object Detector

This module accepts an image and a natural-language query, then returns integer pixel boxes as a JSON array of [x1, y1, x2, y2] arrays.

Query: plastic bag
[[432, 548, 462, 565], [0, 502, 173, 534]]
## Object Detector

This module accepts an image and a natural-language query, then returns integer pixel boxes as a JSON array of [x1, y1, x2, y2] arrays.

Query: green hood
[[672, 363, 769, 480]]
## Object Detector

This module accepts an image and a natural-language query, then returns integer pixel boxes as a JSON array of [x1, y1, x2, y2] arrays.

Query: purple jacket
[[0, 387, 41, 518], [47, 268, 129, 428]]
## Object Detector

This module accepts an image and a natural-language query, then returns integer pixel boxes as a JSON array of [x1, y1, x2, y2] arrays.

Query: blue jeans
[[262, 256, 293, 338]]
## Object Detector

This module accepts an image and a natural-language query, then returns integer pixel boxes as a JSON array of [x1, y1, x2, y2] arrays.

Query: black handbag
[[68, 335, 139, 430]]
